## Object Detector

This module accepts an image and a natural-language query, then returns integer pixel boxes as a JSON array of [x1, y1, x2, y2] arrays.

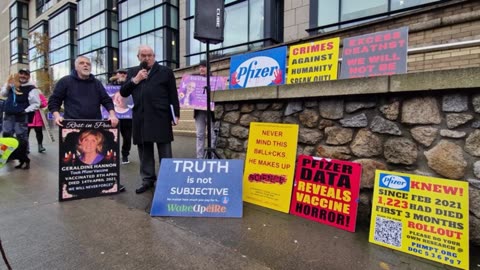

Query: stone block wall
[[213, 91, 480, 245]]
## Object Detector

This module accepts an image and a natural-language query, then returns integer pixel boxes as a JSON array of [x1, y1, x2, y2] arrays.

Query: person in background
[[193, 60, 217, 158], [1, 69, 40, 141], [28, 90, 47, 153], [109, 69, 132, 164], [48, 56, 123, 192], [120, 45, 180, 194]]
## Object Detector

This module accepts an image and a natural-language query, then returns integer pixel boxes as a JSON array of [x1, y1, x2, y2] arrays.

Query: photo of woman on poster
[[77, 129, 105, 165], [113, 91, 130, 114]]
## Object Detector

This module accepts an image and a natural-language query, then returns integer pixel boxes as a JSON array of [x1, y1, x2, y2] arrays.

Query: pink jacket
[[28, 94, 47, 127]]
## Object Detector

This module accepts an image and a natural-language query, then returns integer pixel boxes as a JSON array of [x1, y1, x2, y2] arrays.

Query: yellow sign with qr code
[[369, 170, 469, 270]]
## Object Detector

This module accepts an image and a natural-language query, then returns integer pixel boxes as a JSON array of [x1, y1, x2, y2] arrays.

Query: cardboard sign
[[101, 85, 134, 119], [290, 155, 362, 232], [177, 75, 227, 110], [229, 46, 287, 89], [287, 37, 340, 84], [151, 159, 244, 218], [369, 170, 469, 269], [58, 120, 120, 201], [243, 122, 298, 213], [340, 27, 408, 79]]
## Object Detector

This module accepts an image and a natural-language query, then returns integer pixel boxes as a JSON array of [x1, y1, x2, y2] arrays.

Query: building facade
[[2, 0, 449, 85]]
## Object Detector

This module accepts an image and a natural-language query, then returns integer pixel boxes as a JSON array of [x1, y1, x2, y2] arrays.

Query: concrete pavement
[[0, 131, 479, 270]]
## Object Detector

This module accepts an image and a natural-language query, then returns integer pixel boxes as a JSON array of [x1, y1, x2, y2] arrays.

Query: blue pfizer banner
[[150, 159, 244, 218], [378, 172, 410, 192], [229, 46, 287, 89]]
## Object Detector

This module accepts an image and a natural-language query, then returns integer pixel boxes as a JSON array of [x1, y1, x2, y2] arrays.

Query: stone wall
[[213, 90, 480, 245]]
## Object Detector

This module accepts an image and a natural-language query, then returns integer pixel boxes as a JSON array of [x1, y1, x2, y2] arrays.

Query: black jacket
[[120, 62, 180, 144], [49, 70, 114, 120]]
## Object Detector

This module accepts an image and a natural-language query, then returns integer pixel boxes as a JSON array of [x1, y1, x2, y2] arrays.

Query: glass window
[[21, 19, 29, 29], [127, 0, 140, 17], [120, 42, 127, 69], [119, 1, 128, 20], [127, 16, 141, 37], [11, 40, 18, 55], [341, 0, 388, 21], [155, 6, 164, 28], [127, 37, 140, 67], [313, 0, 441, 31], [10, 4, 17, 20], [317, 0, 339, 29], [10, 19, 17, 31], [141, 10, 155, 32], [50, 10, 69, 37], [120, 21, 127, 40], [50, 32, 69, 51], [51, 60, 71, 82], [249, 0, 264, 41], [50, 46, 70, 64], [91, 0, 100, 18], [187, 0, 194, 17], [111, 31, 119, 48], [170, 6, 178, 29], [391, 0, 439, 10], [89, 48, 107, 75], [142, 0, 155, 10], [112, 13, 118, 30], [78, 0, 84, 21], [20, 4, 28, 19], [10, 30, 17, 40], [223, 2, 248, 47]]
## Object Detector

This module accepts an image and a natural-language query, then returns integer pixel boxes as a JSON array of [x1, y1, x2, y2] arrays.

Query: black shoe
[[119, 184, 126, 192], [135, 184, 150, 194], [121, 156, 130, 164]]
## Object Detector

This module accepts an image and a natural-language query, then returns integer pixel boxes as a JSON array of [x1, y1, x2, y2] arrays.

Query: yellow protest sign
[[287, 37, 340, 84], [243, 122, 298, 213], [369, 170, 469, 269]]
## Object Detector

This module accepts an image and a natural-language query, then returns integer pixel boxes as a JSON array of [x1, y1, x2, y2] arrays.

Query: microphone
[[140, 61, 148, 70]]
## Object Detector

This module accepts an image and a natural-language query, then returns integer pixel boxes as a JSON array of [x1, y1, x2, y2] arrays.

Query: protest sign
[[177, 75, 227, 110], [151, 158, 244, 217], [369, 170, 469, 269], [243, 122, 298, 213], [58, 120, 120, 201], [290, 155, 362, 232]]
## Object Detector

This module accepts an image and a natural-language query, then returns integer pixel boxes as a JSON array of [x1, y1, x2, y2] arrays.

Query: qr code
[[373, 216, 402, 247]]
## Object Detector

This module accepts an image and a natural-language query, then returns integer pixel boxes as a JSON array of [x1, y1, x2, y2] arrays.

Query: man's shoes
[[119, 184, 126, 192], [121, 156, 130, 164], [135, 184, 151, 194]]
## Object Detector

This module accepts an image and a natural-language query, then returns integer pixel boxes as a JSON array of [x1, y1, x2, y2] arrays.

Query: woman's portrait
[[113, 91, 130, 114], [77, 129, 105, 165]]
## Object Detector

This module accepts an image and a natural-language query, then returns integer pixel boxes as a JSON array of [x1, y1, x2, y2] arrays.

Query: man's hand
[[172, 117, 179, 126], [53, 112, 64, 127], [108, 113, 119, 127], [133, 69, 148, 84]]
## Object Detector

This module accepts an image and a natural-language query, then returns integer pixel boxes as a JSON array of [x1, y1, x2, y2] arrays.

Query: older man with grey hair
[[120, 45, 180, 194]]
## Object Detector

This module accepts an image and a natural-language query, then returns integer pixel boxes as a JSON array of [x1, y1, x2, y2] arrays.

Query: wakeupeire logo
[[379, 173, 410, 191], [229, 46, 287, 89]]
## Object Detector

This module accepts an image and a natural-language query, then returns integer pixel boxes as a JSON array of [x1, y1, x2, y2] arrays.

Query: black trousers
[[137, 142, 172, 186], [28, 126, 43, 145], [119, 119, 132, 157]]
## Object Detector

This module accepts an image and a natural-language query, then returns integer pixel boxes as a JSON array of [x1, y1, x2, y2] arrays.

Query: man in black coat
[[120, 45, 180, 194]]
